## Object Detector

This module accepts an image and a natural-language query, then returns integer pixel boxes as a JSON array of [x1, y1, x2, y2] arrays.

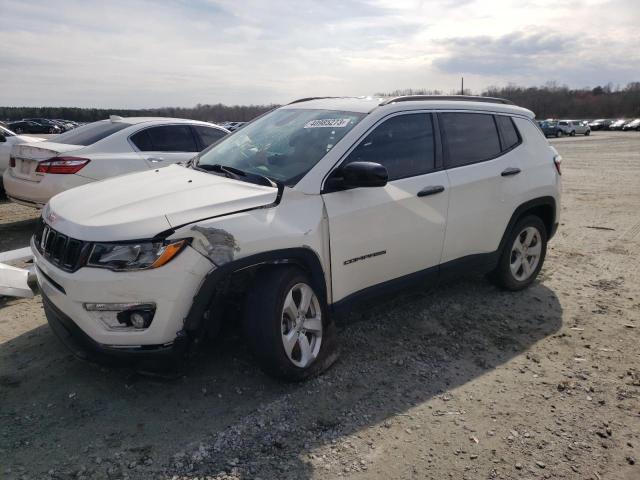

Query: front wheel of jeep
[[243, 267, 337, 381]]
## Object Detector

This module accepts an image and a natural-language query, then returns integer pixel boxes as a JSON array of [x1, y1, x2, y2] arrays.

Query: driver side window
[[343, 113, 435, 181]]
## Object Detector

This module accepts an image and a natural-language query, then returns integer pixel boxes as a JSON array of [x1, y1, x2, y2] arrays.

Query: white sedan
[[0, 125, 45, 186], [2, 116, 229, 208]]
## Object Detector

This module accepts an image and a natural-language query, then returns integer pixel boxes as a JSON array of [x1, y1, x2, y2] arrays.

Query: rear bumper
[[2, 169, 91, 207], [42, 290, 188, 369]]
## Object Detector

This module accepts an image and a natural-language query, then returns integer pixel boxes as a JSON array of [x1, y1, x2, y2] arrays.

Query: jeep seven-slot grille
[[34, 219, 89, 272]]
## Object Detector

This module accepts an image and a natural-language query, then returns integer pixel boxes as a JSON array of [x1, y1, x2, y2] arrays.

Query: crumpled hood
[[47, 164, 278, 241]]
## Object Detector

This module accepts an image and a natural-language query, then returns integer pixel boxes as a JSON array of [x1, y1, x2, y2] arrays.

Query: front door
[[322, 112, 449, 303]]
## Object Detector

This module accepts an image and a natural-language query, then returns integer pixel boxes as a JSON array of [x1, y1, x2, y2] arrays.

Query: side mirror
[[338, 161, 388, 189]]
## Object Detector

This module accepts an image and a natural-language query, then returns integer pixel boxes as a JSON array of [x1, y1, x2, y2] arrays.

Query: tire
[[15, 127, 23, 134], [242, 266, 338, 381], [570, 130, 576, 136], [48, 127, 55, 134], [585, 130, 591, 136], [555, 130, 563, 137], [489, 215, 547, 291]]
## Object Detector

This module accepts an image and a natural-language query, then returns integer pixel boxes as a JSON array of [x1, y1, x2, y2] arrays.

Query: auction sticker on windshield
[[304, 119, 351, 128]]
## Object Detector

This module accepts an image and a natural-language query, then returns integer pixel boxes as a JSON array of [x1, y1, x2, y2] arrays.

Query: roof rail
[[379, 95, 513, 106], [287, 96, 342, 105]]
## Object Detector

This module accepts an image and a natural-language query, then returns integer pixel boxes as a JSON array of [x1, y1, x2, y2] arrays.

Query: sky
[[0, 0, 638, 108]]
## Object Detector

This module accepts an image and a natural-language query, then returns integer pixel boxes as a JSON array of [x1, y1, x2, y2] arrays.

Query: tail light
[[36, 157, 90, 174], [553, 154, 562, 175], [9, 156, 15, 168]]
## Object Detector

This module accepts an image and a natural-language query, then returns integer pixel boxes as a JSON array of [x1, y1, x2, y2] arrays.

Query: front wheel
[[489, 216, 547, 291], [585, 130, 591, 136], [243, 267, 337, 381], [556, 130, 563, 137], [570, 130, 576, 136]]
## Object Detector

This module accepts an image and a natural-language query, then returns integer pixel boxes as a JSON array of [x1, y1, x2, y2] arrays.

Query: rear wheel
[[243, 267, 337, 381], [556, 130, 563, 137], [15, 127, 23, 134], [489, 216, 547, 291], [570, 130, 576, 136], [585, 130, 591, 136]]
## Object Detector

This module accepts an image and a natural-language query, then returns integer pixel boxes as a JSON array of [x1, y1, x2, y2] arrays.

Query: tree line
[[377, 82, 640, 119], [2, 82, 639, 123], [0, 103, 278, 123]]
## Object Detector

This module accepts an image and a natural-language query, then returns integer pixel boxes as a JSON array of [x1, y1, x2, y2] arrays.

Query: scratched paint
[[190, 225, 240, 265]]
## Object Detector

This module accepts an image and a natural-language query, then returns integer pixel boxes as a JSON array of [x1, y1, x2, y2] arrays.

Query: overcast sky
[[1, 0, 638, 108]]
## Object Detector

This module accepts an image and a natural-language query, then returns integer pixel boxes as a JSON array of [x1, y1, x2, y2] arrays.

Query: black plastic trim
[[183, 247, 327, 334]]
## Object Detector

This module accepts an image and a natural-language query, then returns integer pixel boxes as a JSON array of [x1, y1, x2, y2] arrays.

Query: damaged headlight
[[87, 239, 188, 271]]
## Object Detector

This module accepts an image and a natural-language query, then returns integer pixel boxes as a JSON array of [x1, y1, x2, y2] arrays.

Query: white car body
[[0, 126, 44, 179], [3, 117, 228, 208], [32, 96, 561, 376]]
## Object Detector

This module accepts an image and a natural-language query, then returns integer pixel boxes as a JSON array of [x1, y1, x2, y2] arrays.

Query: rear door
[[322, 112, 450, 302], [440, 112, 527, 264], [130, 125, 200, 167]]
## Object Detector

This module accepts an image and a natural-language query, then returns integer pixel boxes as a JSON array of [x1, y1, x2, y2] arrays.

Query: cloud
[[0, 0, 638, 107]]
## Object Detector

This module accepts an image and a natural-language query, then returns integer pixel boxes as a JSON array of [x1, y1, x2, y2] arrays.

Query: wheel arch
[[182, 247, 328, 335], [498, 197, 557, 254]]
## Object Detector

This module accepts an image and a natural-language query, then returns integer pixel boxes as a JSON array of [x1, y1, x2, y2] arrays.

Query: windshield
[[541, 121, 557, 127], [54, 120, 130, 146], [197, 108, 365, 186]]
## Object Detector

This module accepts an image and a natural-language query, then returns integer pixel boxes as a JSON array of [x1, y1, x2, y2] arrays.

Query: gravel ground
[[1, 131, 639, 479]]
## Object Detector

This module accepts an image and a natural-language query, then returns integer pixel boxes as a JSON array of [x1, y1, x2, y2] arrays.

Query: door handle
[[501, 167, 521, 177], [147, 157, 164, 163], [417, 185, 445, 197]]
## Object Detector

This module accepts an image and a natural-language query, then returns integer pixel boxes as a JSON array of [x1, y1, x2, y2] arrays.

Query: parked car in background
[[24, 118, 66, 133], [588, 119, 612, 130], [539, 120, 566, 137], [569, 120, 591, 136], [557, 120, 576, 136], [7, 120, 61, 134], [0, 126, 45, 187], [622, 119, 640, 131], [222, 121, 246, 132], [32, 96, 561, 380], [3, 116, 229, 207], [609, 119, 627, 130]]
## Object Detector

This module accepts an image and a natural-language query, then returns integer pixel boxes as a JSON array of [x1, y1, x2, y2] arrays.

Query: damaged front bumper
[[0, 247, 37, 298], [42, 290, 189, 369]]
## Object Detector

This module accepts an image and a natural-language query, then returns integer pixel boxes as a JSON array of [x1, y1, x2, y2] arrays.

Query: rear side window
[[441, 113, 501, 168], [344, 113, 435, 181], [193, 125, 227, 150], [131, 125, 197, 152], [54, 121, 130, 146], [495, 115, 520, 151]]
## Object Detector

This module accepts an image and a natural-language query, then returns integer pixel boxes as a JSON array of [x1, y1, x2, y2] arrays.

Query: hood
[[47, 164, 279, 242]]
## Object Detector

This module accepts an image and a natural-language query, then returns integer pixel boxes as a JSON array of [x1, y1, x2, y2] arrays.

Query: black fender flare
[[182, 247, 327, 334], [497, 196, 557, 255]]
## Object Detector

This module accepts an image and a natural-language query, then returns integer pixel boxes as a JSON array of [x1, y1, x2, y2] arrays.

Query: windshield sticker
[[304, 119, 351, 129]]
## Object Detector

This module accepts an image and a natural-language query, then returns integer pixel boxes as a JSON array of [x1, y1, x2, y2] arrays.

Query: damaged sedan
[[33, 96, 561, 380]]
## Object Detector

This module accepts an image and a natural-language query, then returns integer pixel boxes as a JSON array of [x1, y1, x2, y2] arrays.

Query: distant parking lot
[[1, 131, 639, 479]]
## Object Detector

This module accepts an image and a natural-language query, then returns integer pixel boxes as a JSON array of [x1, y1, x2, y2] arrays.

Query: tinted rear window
[[495, 115, 520, 151], [441, 113, 501, 168], [193, 125, 227, 149], [54, 121, 130, 146], [137, 125, 198, 152]]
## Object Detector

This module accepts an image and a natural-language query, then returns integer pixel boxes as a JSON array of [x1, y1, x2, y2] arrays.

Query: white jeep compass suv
[[33, 96, 562, 380]]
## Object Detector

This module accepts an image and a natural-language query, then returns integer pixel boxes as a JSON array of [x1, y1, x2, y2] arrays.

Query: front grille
[[34, 219, 90, 272]]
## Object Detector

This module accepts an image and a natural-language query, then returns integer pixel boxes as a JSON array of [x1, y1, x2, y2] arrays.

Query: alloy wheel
[[509, 226, 542, 282], [280, 282, 322, 368]]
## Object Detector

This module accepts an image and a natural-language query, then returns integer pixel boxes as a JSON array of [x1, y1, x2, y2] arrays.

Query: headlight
[[87, 239, 188, 271]]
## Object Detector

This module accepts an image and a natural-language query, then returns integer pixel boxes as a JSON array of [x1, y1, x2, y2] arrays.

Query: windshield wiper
[[195, 163, 279, 188]]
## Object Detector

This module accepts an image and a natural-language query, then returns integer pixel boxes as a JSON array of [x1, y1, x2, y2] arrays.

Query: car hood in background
[[46, 164, 278, 241]]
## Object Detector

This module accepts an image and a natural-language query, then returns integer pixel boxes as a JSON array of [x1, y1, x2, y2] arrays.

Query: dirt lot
[[1, 132, 639, 480]]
